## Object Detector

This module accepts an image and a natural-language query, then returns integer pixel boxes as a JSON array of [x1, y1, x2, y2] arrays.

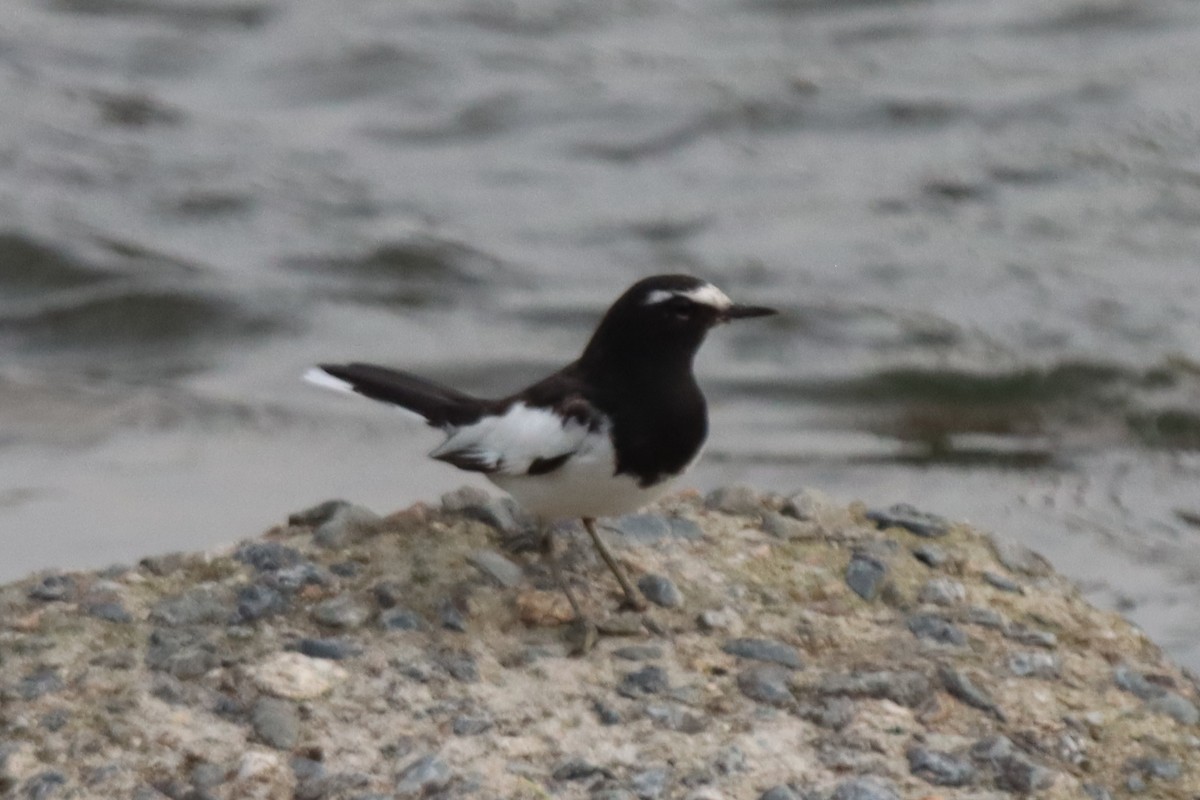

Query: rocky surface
[[2, 488, 1199, 799]]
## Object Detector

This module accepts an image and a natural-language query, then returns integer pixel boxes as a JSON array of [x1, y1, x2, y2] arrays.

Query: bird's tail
[[304, 363, 487, 429]]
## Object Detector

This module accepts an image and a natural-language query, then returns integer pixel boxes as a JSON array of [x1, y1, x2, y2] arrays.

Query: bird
[[304, 274, 776, 642]]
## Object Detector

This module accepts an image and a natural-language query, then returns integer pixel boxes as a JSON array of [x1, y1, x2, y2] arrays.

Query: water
[[3, 0, 1200, 666]]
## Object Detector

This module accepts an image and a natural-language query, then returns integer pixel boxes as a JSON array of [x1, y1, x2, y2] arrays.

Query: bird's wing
[[305, 363, 487, 429], [429, 395, 603, 476]]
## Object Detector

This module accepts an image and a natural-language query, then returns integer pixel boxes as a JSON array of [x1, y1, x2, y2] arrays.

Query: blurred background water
[[3, 0, 1200, 666]]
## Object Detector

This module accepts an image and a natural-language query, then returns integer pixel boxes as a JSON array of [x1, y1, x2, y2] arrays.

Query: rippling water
[[4, 0, 1200, 666]]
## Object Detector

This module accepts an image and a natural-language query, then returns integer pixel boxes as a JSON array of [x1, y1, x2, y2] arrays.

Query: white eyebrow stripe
[[643, 283, 733, 310]]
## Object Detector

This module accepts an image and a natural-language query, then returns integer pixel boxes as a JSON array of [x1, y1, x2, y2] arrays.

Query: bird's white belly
[[487, 432, 675, 520]]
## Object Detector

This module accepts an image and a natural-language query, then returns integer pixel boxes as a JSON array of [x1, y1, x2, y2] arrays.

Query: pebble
[[759, 787, 801, 800], [84, 601, 133, 624], [438, 598, 468, 632], [22, 771, 67, 798], [830, 776, 901, 800], [906, 746, 975, 786], [630, 766, 670, 800], [288, 498, 352, 527], [1146, 691, 1200, 725], [736, 664, 794, 707], [1127, 757, 1182, 782], [372, 580, 406, 609], [395, 754, 451, 796], [39, 710, 69, 732], [452, 714, 493, 736], [311, 596, 370, 629], [14, 668, 64, 701], [618, 666, 668, 698], [267, 563, 331, 594], [191, 761, 226, 789], [1005, 624, 1057, 649], [251, 697, 300, 750], [704, 484, 762, 515], [939, 666, 1004, 720], [27, 574, 75, 602], [593, 699, 622, 725], [150, 586, 232, 627], [964, 606, 1006, 629], [637, 574, 682, 608], [145, 628, 218, 679], [721, 638, 803, 669], [1112, 665, 1166, 699], [1008, 651, 1061, 679], [997, 753, 1057, 792], [1083, 783, 1114, 800], [982, 570, 1022, 593], [989, 536, 1053, 576], [552, 759, 612, 781], [612, 645, 664, 661], [609, 514, 703, 542], [234, 542, 306, 573], [865, 503, 949, 538], [781, 487, 836, 520], [443, 487, 531, 535], [379, 608, 424, 631], [816, 670, 933, 707], [696, 607, 742, 633], [330, 560, 363, 577], [313, 504, 380, 548], [233, 584, 286, 624], [911, 543, 948, 568], [252, 652, 349, 699], [466, 549, 524, 588], [440, 486, 491, 512], [597, 613, 645, 636], [906, 613, 967, 646], [917, 578, 966, 606], [760, 512, 815, 541], [797, 697, 856, 730], [290, 638, 361, 660], [844, 552, 888, 601], [436, 650, 479, 683]]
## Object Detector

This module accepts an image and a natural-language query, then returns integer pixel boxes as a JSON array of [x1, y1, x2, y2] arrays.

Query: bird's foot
[[564, 616, 599, 655]]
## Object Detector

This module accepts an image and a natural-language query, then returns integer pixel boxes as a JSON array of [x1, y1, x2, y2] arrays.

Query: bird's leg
[[541, 525, 597, 654], [581, 517, 645, 611]]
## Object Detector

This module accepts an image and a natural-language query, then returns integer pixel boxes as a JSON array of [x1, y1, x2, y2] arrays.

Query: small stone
[[911, 544, 948, 568], [989, 536, 1053, 576], [1006, 624, 1057, 649], [13, 668, 63, 701], [964, 606, 1006, 628], [233, 584, 286, 623], [637, 574, 682, 608], [27, 574, 75, 602], [288, 499, 351, 527], [596, 612, 646, 636], [379, 609, 424, 631], [145, 628, 218, 679], [736, 664, 794, 707], [1083, 783, 1114, 800], [759, 787, 801, 800], [329, 560, 362, 577], [1127, 757, 1182, 782], [781, 487, 836, 520], [252, 697, 300, 750], [395, 754, 451, 796], [466, 550, 524, 588], [85, 601, 133, 624], [865, 503, 949, 538], [151, 586, 232, 627], [982, 570, 1022, 592], [612, 645, 664, 661], [235, 542, 306, 573], [39, 710, 69, 732], [593, 699, 622, 725], [440, 485, 491, 511], [311, 596, 370, 629], [266, 563, 330, 594], [816, 670, 933, 707], [452, 714, 492, 736], [917, 578, 966, 606], [705, 484, 762, 515], [696, 607, 741, 633], [907, 613, 967, 646], [436, 650, 479, 683], [552, 759, 612, 781], [797, 697, 856, 730], [252, 652, 349, 699], [373, 581, 406, 609], [1113, 665, 1166, 700], [996, 753, 1056, 792], [609, 515, 702, 543], [438, 599, 468, 632], [618, 665, 669, 698], [721, 638, 803, 669], [939, 666, 1004, 720], [290, 638, 361, 660], [630, 766, 670, 800], [845, 553, 888, 601], [22, 771, 67, 799], [1146, 692, 1200, 725], [830, 776, 901, 800], [907, 746, 975, 786], [1009, 651, 1061, 679], [191, 761, 226, 789], [313, 504, 380, 548], [761, 512, 815, 540]]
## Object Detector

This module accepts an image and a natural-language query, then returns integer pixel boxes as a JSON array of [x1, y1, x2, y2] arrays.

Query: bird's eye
[[664, 297, 694, 319]]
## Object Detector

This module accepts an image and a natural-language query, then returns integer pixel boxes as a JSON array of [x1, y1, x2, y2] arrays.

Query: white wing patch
[[644, 283, 732, 310], [429, 402, 590, 475]]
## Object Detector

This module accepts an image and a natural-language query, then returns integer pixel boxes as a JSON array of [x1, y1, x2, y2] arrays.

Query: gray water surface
[[4, 0, 1200, 667]]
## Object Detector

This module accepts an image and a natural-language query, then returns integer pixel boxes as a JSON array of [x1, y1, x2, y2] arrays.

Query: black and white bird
[[304, 274, 775, 629]]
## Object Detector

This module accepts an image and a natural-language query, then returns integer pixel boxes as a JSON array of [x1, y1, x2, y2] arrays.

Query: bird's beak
[[720, 304, 777, 322]]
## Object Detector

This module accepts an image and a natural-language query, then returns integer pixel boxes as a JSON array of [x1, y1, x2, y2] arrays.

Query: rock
[[466, 550, 524, 588], [845, 552, 888, 601], [311, 595, 370, 629], [1083, 783, 1114, 800], [612, 645, 664, 661], [451, 714, 492, 736], [252, 652, 349, 699], [865, 503, 949, 538], [151, 585, 231, 627], [618, 666, 668, 698], [593, 699, 622, 725], [1005, 624, 1057, 648], [609, 515, 703, 543], [759, 787, 801, 800], [1113, 665, 1167, 699], [13, 668, 63, 701], [290, 638, 361, 660], [939, 666, 1004, 720], [917, 578, 966, 606], [996, 753, 1057, 792], [721, 638, 803, 669], [438, 598, 468, 632], [22, 771, 66, 798], [736, 664, 794, 707], [1127, 757, 1182, 782], [252, 697, 300, 750], [907, 746, 975, 786], [395, 754, 450, 796], [637, 574, 682, 608], [443, 487, 531, 534], [552, 759, 612, 781], [266, 563, 330, 594], [816, 670, 934, 707], [906, 613, 967, 646], [988, 536, 1053, 577], [797, 696, 856, 730], [630, 766, 670, 800], [1146, 692, 1200, 725], [436, 650, 479, 683], [379, 608, 424, 631], [234, 542, 306, 573], [830, 776, 900, 800], [440, 486, 491, 511], [313, 504, 380, 548], [288, 499, 352, 527], [372, 580, 406, 609], [982, 570, 1022, 593], [145, 629, 218, 679], [1008, 651, 1061, 679], [781, 487, 836, 520], [27, 574, 75, 602], [233, 584, 287, 624], [964, 606, 1006, 629], [85, 601, 133, 623], [761, 512, 815, 540], [696, 607, 742, 633], [705, 484, 762, 515], [330, 560, 363, 577], [911, 544, 948, 568]]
